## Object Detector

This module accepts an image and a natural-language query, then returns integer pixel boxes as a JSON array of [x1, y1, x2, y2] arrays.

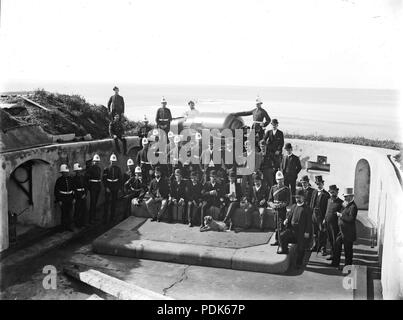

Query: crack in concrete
[[162, 265, 190, 296]]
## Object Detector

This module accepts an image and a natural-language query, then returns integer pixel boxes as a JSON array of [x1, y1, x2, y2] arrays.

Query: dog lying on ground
[[200, 216, 228, 232]]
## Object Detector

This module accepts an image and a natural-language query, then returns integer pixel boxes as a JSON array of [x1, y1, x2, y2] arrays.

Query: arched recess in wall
[[7, 159, 52, 226], [354, 158, 371, 210]]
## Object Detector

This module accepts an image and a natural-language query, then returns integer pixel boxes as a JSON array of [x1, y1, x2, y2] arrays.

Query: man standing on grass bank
[[107, 86, 125, 119]]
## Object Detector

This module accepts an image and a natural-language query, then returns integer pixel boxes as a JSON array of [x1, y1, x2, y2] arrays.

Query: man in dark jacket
[[309, 175, 330, 255], [279, 188, 312, 268], [231, 97, 271, 145], [102, 153, 122, 224], [85, 154, 102, 224], [107, 86, 125, 118], [332, 187, 357, 268], [169, 169, 187, 223], [222, 171, 244, 230], [300, 175, 315, 206], [200, 170, 225, 227], [155, 97, 172, 134], [264, 119, 284, 171], [281, 143, 302, 203], [123, 166, 148, 218], [146, 166, 170, 222], [258, 139, 276, 189], [54, 164, 75, 231], [186, 171, 204, 227], [109, 114, 127, 155], [325, 184, 343, 261], [136, 138, 152, 184], [138, 115, 152, 147], [268, 171, 291, 246], [72, 163, 88, 227]]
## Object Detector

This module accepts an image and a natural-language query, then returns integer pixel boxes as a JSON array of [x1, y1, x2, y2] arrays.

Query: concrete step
[[92, 216, 295, 274]]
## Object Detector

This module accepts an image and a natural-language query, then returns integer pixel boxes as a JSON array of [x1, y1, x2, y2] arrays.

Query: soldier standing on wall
[[72, 163, 88, 227], [107, 86, 125, 119], [102, 153, 122, 224], [155, 97, 172, 135], [54, 164, 75, 232], [86, 154, 102, 225]]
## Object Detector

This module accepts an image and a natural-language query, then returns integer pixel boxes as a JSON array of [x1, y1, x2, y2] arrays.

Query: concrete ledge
[[92, 217, 294, 274]]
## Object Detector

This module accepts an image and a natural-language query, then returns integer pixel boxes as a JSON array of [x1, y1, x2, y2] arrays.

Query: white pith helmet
[[60, 164, 69, 173], [135, 166, 142, 174], [168, 131, 174, 139], [110, 154, 117, 162], [152, 128, 159, 136], [195, 132, 202, 140], [92, 154, 100, 162], [142, 137, 149, 145], [256, 96, 263, 104], [161, 97, 167, 103], [127, 158, 134, 166], [275, 171, 284, 180], [174, 135, 181, 144], [73, 163, 82, 171]]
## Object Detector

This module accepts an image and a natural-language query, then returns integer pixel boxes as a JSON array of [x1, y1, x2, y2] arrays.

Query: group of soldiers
[[54, 87, 357, 270]]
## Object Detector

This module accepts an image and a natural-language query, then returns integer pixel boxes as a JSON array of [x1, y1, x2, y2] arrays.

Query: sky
[[0, 0, 402, 89]]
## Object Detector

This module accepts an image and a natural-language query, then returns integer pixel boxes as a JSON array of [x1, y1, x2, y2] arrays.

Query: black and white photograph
[[0, 0, 402, 305]]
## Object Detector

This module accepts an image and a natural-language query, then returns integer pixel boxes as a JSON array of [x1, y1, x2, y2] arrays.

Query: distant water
[[2, 82, 401, 141]]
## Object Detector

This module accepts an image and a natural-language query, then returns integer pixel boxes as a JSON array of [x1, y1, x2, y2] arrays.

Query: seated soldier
[[222, 171, 243, 230], [146, 166, 170, 222], [169, 168, 187, 223], [279, 188, 312, 269], [200, 170, 225, 228], [123, 166, 148, 218], [244, 175, 268, 231], [186, 171, 203, 227]]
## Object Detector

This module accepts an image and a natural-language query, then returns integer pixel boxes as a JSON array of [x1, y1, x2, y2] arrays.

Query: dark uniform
[[123, 174, 148, 218], [169, 178, 187, 223], [72, 173, 88, 227], [138, 123, 152, 142], [268, 184, 290, 245], [264, 129, 284, 171], [259, 149, 276, 189], [85, 163, 102, 224], [333, 200, 357, 266], [186, 179, 203, 226], [233, 107, 271, 145], [155, 107, 172, 134], [54, 175, 75, 231], [222, 180, 244, 228], [200, 180, 225, 226], [244, 181, 270, 230], [102, 164, 122, 223], [310, 188, 330, 252], [109, 118, 127, 155], [107, 94, 125, 118], [280, 202, 312, 266], [325, 196, 343, 259], [302, 185, 315, 206], [136, 146, 152, 183]]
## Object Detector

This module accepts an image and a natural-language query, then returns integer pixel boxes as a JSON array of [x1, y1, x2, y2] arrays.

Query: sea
[[2, 82, 401, 142]]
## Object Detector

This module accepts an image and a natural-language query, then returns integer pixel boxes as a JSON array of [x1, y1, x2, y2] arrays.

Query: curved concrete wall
[[0, 137, 140, 251]]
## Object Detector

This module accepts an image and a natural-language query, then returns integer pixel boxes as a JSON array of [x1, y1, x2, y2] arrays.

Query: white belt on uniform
[[89, 179, 101, 183], [75, 188, 85, 192], [107, 179, 119, 182], [59, 190, 73, 195]]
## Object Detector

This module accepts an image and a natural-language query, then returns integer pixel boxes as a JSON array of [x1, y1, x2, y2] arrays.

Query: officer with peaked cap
[[278, 188, 312, 269], [102, 153, 122, 224], [54, 164, 75, 231], [85, 154, 103, 224], [332, 187, 357, 268], [155, 96, 172, 134], [107, 86, 125, 119], [268, 171, 291, 249], [72, 163, 88, 227]]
